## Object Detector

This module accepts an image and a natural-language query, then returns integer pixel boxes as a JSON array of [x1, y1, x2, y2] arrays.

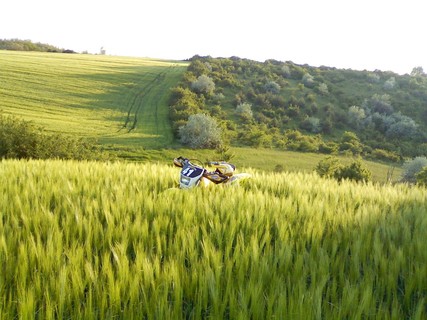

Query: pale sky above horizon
[[1, 0, 426, 75]]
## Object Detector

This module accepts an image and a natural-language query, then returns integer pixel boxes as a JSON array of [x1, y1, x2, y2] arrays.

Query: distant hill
[[170, 56, 427, 160]]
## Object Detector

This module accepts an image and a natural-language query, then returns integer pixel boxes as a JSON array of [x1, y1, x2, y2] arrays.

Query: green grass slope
[[0, 50, 188, 148]]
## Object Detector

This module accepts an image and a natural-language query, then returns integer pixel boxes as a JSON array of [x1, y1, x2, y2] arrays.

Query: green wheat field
[[0, 50, 188, 148], [0, 160, 425, 319]]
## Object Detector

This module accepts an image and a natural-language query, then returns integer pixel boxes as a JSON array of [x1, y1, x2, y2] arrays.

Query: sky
[[1, 0, 426, 75]]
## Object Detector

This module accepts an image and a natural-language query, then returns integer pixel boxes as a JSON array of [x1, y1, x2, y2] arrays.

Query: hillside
[[170, 56, 427, 160], [0, 49, 421, 181], [0, 50, 188, 149]]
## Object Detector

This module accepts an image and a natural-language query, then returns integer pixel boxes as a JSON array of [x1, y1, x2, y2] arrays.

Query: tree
[[400, 157, 427, 183], [383, 77, 396, 90], [235, 102, 253, 122], [363, 94, 393, 115], [302, 73, 315, 87], [410, 66, 425, 77], [339, 131, 363, 155], [191, 75, 215, 95], [264, 81, 281, 94], [179, 114, 222, 149], [318, 83, 329, 95], [385, 113, 418, 139], [348, 106, 366, 129], [300, 116, 321, 133], [281, 65, 291, 78]]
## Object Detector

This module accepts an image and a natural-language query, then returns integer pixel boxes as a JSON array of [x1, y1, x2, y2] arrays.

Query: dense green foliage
[[178, 113, 223, 149], [0, 39, 70, 53], [400, 157, 427, 183], [169, 56, 427, 159], [0, 160, 425, 319], [0, 112, 107, 160], [416, 166, 427, 187], [315, 156, 372, 182]]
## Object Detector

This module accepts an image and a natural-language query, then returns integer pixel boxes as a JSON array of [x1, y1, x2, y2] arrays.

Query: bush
[[315, 156, 341, 178], [383, 77, 396, 90], [0, 112, 107, 160], [371, 148, 400, 162], [348, 106, 366, 129], [300, 116, 321, 133], [191, 75, 215, 95], [316, 157, 371, 182], [302, 73, 315, 87], [416, 167, 427, 187], [335, 160, 372, 182], [179, 113, 222, 149], [339, 131, 363, 155], [319, 142, 338, 154], [264, 81, 281, 94], [235, 103, 253, 122], [318, 83, 329, 95], [385, 113, 418, 139], [400, 157, 427, 183]]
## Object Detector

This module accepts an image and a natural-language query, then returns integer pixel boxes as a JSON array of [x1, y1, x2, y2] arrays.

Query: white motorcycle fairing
[[179, 165, 205, 189]]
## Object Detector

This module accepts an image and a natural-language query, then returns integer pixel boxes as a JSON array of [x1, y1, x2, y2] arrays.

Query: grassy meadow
[[0, 50, 188, 148], [0, 159, 425, 319]]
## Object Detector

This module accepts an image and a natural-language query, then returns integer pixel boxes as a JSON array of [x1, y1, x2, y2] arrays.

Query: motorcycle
[[173, 156, 251, 189]]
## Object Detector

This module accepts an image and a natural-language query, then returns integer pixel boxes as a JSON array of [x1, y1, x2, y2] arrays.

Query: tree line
[[0, 39, 75, 53]]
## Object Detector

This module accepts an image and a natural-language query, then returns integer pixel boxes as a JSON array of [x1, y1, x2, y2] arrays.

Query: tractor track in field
[[119, 71, 167, 133]]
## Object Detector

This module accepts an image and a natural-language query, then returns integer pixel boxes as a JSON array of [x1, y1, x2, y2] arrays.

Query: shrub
[[191, 75, 215, 95], [371, 149, 400, 162], [339, 131, 363, 155], [400, 157, 427, 183], [335, 160, 372, 182], [318, 142, 338, 154], [364, 94, 394, 115], [348, 106, 366, 129], [385, 113, 419, 139], [302, 73, 315, 87], [179, 113, 222, 149], [300, 116, 321, 133], [235, 103, 253, 121], [316, 157, 372, 182], [315, 156, 341, 178], [0, 113, 107, 160], [284, 130, 320, 152], [281, 65, 291, 78], [383, 77, 396, 90], [318, 83, 329, 95], [416, 167, 427, 187], [264, 81, 281, 94]]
